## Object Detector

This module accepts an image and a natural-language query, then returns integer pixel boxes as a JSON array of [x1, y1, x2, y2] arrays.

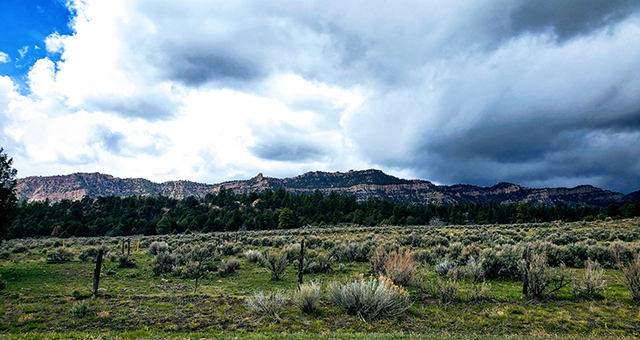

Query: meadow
[[1, 219, 639, 339]]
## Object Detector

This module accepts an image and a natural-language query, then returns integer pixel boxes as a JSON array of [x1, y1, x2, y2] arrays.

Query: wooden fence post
[[522, 244, 530, 296], [297, 238, 305, 290], [93, 248, 103, 296]]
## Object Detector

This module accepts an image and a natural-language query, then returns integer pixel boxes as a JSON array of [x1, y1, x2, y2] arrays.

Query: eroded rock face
[[16, 169, 636, 207]]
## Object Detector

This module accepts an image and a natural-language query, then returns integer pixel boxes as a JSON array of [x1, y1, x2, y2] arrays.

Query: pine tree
[[278, 207, 297, 229], [0, 148, 18, 242]]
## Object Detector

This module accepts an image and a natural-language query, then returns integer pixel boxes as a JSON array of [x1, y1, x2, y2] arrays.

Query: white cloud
[[1, 0, 639, 192], [18, 46, 29, 58], [0, 52, 9, 63], [44, 32, 65, 54]]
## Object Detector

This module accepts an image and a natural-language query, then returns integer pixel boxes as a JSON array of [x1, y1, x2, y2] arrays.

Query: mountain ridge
[[15, 169, 638, 207]]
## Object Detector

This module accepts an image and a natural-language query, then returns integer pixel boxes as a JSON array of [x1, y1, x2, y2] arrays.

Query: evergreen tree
[[278, 207, 297, 229], [516, 202, 532, 223], [0, 148, 18, 242]]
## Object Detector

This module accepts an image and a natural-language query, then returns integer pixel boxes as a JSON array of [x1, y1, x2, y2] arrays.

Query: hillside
[[16, 169, 636, 207]]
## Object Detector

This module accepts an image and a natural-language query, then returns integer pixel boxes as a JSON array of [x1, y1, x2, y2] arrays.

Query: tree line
[[7, 186, 640, 239]]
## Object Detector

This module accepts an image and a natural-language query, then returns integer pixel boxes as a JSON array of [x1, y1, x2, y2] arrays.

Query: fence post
[[522, 244, 530, 296], [93, 248, 103, 296], [297, 238, 305, 290]]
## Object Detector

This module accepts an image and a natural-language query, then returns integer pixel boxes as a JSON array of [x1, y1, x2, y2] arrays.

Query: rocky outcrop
[[15, 169, 636, 207]]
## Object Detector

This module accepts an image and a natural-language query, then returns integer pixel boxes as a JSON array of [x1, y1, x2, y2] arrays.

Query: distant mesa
[[15, 169, 638, 208]]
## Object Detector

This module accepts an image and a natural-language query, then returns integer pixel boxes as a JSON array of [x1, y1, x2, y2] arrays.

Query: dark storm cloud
[[429, 124, 580, 164], [248, 121, 330, 162], [166, 52, 261, 87], [406, 128, 640, 192], [408, 114, 640, 193], [251, 143, 325, 162], [511, 0, 640, 40], [87, 94, 178, 121], [343, 9, 640, 193]]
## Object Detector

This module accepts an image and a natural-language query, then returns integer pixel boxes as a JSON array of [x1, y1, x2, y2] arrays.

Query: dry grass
[[381, 250, 417, 287]]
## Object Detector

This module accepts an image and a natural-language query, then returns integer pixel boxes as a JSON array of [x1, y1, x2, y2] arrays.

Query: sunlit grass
[[1, 219, 639, 338]]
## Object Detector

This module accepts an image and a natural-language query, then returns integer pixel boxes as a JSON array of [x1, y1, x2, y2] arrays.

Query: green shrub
[[434, 260, 456, 277], [217, 242, 239, 256], [460, 244, 481, 264], [447, 242, 464, 263], [466, 256, 486, 283], [283, 243, 301, 262], [152, 252, 179, 276], [619, 254, 640, 301], [611, 241, 634, 264], [446, 265, 466, 283], [521, 246, 571, 298], [327, 274, 412, 320], [11, 243, 27, 254], [294, 281, 322, 315], [78, 247, 99, 262], [46, 249, 73, 264], [412, 249, 435, 265], [244, 249, 265, 264], [432, 279, 460, 306], [0, 275, 6, 292], [467, 282, 492, 302], [480, 244, 522, 279], [116, 255, 136, 268], [573, 259, 606, 297], [265, 251, 288, 281], [149, 241, 169, 255], [72, 302, 88, 318], [219, 257, 240, 276], [345, 242, 368, 262], [246, 291, 289, 319], [304, 252, 333, 274]]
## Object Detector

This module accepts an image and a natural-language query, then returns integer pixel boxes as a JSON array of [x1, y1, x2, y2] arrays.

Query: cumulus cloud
[[0, 0, 639, 193], [44, 32, 65, 54]]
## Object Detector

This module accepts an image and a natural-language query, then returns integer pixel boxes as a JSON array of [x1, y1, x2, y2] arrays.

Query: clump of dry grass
[[381, 250, 417, 287]]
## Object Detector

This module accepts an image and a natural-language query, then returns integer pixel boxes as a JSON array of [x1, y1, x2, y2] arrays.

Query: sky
[[1, 0, 639, 193]]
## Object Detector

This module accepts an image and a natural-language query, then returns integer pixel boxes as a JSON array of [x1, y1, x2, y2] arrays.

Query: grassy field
[[1, 219, 639, 339]]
